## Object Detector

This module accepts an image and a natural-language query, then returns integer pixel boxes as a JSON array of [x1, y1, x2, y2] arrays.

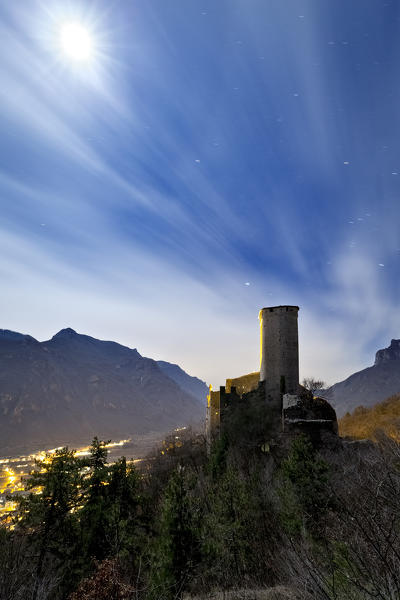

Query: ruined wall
[[226, 372, 260, 395], [204, 304, 339, 449], [259, 306, 299, 409], [283, 393, 338, 438]]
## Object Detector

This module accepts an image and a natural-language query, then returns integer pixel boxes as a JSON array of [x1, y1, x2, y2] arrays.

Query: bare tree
[[301, 378, 325, 397], [282, 436, 400, 599]]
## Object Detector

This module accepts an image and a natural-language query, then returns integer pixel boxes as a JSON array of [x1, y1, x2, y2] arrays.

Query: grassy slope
[[339, 393, 400, 440]]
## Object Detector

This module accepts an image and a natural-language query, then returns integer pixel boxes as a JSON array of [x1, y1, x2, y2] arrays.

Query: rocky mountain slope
[[156, 360, 208, 404], [0, 328, 205, 455], [324, 339, 400, 417]]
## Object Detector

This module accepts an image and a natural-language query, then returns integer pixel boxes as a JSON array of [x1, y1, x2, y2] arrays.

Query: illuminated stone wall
[[226, 372, 260, 395]]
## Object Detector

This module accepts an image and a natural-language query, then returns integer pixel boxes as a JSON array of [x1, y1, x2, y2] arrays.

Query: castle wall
[[226, 372, 260, 395], [259, 306, 299, 408], [205, 305, 339, 449], [206, 305, 302, 447]]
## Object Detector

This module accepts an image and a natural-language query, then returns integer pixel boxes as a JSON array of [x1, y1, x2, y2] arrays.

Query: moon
[[60, 23, 93, 61]]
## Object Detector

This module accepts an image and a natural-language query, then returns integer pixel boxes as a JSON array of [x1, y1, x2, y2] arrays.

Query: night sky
[[1, 0, 399, 388]]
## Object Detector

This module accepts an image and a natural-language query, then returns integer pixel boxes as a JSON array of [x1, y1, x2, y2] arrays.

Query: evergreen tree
[[149, 466, 200, 600], [78, 439, 145, 592], [80, 437, 111, 562], [106, 457, 141, 559], [15, 447, 83, 599], [201, 465, 257, 588], [279, 434, 331, 535]]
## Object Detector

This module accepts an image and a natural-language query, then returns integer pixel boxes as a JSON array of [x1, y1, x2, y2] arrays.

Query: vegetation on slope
[[1, 398, 400, 599], [339, 393, 400, 440]]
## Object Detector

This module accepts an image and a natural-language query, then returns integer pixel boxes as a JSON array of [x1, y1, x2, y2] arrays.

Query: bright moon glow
[[60, 23, 92, 61]]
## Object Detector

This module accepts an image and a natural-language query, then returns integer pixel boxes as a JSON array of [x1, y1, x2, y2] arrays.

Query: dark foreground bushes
[[1, 418, 400, 600]]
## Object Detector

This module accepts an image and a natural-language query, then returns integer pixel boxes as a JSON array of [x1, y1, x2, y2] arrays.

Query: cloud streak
[[0, 0, 399, 389]]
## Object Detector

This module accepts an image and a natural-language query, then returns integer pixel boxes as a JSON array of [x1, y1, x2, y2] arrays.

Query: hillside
[[156, 360, 208, 404], [0, 328, 204, 455], [324, 339, 400, 417], [339, 393, 400, 440]]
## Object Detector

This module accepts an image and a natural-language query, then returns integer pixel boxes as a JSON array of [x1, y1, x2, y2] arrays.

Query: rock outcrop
[[324, 339, 400, 417], [283, 390, 338, 440], [374, 339, 400, 366]]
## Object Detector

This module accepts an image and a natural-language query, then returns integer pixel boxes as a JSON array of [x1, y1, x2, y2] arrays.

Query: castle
[[206, 305, 338, 445]]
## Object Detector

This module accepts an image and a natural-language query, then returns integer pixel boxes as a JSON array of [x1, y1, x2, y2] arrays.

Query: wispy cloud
[[0, 0, 399, 389]]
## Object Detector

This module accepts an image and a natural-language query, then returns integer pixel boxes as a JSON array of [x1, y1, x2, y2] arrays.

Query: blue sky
[[1, 0, 399, 388]]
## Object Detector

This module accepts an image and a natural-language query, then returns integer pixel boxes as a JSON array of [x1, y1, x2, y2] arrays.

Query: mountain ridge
[[0, 328, 205, 455], [156, 360, 208, 404], [324, 338, 400, 417]]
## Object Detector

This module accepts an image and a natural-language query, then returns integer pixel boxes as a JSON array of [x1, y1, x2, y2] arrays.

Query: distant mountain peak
[[52, 328, 78, 339], [374, 339, 400, 366], [0, 326, 204, 454], [0, 330, 37, 343]]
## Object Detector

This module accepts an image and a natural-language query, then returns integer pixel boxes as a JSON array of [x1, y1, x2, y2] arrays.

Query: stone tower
[[259, 306, 299, 409]]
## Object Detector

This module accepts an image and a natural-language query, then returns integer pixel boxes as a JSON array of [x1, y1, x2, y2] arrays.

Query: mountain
[[156, 361, 208, 404], [324, 339, 400, 418], [0, 328, 204, 455], [339, 394, 400, 440]]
